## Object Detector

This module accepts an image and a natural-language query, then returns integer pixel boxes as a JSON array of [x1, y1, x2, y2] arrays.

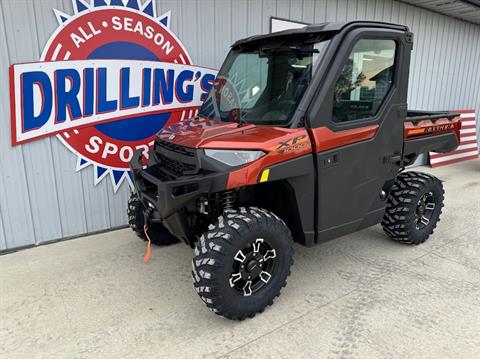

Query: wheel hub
[[229, 238, 277, 296], [414, 192, 435, 230], [246, 258, 262, 277]]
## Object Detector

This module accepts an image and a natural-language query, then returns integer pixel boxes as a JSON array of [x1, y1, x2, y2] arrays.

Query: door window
[[332, 39, 396, 122]]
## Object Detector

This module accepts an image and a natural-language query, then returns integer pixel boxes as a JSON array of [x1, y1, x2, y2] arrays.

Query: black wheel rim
[[414, 191, 436, 230], [229, 238, 277, 296]]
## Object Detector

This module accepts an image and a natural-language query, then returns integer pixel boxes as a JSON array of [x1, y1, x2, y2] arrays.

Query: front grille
[[156, 152, 197, 177], [156, 140, 195, 157]]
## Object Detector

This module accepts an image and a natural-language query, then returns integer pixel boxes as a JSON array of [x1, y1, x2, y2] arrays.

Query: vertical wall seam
[[0, 1, 10, 247], [0, 193, 6, 247], [2, 1, 38, 245], [80, 171, 90, 234], [464, 25, 477, 106], [32, 1, 65, 239]]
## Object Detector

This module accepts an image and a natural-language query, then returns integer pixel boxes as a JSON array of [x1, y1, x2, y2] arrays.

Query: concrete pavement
[[1, 160, 479, 358]]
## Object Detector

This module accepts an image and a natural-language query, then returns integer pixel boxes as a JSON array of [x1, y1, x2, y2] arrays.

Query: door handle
[[322, 153, 339, 168]]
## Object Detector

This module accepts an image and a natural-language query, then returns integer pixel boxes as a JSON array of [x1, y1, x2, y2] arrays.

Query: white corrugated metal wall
[[0, 0, 479, 250]]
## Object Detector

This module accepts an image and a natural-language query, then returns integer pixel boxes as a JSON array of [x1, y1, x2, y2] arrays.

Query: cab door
[[308, 29, 412, 242]]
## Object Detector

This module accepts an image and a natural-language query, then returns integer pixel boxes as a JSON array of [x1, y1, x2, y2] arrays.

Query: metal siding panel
[[325, 0, 337, 22], [382, 0, 393, 21], [107, 179, 130, 228], [454, 23, 473, 109], [397, 1, 408, 29], [247, 0, 263, 36], [197, 0, 216, 68], [435, 16, 454, 109], [346, 0, 358, 20], [355, 0, 368, 20], [336, 0, 348, 20], [0, 166, 6, 250], [0, 210, 5, 250], [313, 0, 327, 22], [215, 0, 233, 68], [4, 1, 63, 244], [50, 141, 88, 238], [158, 0, 181, 35], [180, 0, 200, 63], [276, 0, 290, 19], [262, 0, 277, 34], [428, 13, 446, 109], [0, 2, 37, 248], [302, 0, 315, 23], [81, 167, 111, 233], [289, 0, 303, 22], [467, 30, 480, 109], [445, 19, 462, 108], [417, 11, 434, 108], [406, 7, 422, 109], [231, 0, 248, 41], [365, 0, 376, 20], [374, 0, 384, 20], [390, 0, 400, 23]]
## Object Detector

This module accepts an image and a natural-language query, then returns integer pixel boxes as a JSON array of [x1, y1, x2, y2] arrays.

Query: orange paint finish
[[226, 128, 311, 189], [404, 117, 461, 141], [309, 125, 379, 153]]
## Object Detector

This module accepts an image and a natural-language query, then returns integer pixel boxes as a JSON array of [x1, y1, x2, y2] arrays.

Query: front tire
[[382, 171, 444, 245], [127, 192, 179, 246], [192, 207, 293, 320]]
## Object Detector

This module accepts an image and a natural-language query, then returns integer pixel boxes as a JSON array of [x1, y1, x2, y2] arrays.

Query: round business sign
[[10, 0, 217, 191]]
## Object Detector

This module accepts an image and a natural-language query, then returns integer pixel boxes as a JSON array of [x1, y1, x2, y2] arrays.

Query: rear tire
[[382, 171, 444, 245], [192, 207, 293, 320], [127, 192, 179, 246]]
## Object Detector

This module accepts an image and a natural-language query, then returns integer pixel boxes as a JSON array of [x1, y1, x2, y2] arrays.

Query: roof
[[232, 21, 409, 47]]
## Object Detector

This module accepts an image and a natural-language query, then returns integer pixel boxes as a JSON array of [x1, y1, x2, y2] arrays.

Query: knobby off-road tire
[[382, 171, 444, 245], [192, 207, 294, 320], [127, 192, 179, 246]]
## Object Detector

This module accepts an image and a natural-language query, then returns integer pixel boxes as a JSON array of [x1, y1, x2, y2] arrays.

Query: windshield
[[199, 37, 331, 126]]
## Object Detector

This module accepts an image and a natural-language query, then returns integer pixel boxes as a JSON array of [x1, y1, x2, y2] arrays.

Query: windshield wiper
[[226, 108, 249, 128]]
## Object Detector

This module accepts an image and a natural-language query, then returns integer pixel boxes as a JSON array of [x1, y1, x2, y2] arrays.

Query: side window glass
[[332, 39, 396, 123]]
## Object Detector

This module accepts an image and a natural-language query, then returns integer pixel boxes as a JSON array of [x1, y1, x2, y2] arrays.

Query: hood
[[156, 117, 306, 152]]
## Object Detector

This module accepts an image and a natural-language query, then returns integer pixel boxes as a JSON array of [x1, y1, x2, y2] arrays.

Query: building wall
[[0, 0, 479, 250]]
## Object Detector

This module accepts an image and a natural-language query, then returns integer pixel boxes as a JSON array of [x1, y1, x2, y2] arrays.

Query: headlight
[[204, 149, 265, 167]]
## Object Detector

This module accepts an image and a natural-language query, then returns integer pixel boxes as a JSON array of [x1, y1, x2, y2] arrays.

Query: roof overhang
[[398, 0, 480, 25]]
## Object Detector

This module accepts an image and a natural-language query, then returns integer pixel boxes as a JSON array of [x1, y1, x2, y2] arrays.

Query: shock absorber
[[221, 190, 236, 211]]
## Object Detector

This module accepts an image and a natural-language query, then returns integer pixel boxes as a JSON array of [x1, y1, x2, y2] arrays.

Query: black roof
[[232, 21, 409, 47]]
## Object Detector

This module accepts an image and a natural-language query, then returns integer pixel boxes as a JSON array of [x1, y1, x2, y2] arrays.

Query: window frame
[[331, 38, 398, 124]]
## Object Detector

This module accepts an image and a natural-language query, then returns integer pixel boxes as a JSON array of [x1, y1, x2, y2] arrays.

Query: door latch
[[384, 153, 402, 165]]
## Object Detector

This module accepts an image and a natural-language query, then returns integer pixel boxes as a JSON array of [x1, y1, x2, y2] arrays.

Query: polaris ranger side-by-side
[[128, 21, 461, 320]]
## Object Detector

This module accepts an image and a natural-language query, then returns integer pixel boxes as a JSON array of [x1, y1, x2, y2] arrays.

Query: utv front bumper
[[130, 149, 228, 241]]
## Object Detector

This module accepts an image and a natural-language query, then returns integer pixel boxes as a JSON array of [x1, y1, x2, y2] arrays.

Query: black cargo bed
[[406, 110, 459, 122]]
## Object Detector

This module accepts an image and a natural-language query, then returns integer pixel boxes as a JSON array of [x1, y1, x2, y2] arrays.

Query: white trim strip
[[460, 113, 476, 119], [430, 150, 479, 163], [460, 135, 478, 141], [457, 142, 479, 151], [460, 128, 477, 134]]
